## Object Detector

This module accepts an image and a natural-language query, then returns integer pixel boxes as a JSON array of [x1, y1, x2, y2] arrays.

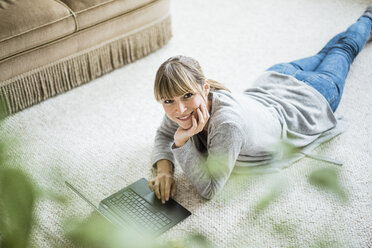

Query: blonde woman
[[148, 7, 372, 203]]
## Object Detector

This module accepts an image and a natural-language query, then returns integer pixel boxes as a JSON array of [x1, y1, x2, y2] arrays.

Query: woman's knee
[[331, 20, 372, 60]]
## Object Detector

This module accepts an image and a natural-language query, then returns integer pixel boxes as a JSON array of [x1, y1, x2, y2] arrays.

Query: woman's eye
[[164, 100, 173, 104], [184, 93, 193, 98]]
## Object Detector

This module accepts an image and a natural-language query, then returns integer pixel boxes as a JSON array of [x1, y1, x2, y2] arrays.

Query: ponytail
[[207, 79, 231, 93]]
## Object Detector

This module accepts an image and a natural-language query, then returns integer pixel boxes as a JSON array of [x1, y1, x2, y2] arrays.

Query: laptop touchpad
[[143, 191, 176, 209]]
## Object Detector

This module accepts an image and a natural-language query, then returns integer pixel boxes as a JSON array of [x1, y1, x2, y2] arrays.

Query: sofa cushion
[[0, 0, 76, 60], [60, 0, 156, 30], [0, 0, 171, 83], [0, 0, 171, 115]]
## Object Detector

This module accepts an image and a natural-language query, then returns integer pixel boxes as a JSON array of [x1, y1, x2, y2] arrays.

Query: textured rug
[[1, 0, 371, 247]]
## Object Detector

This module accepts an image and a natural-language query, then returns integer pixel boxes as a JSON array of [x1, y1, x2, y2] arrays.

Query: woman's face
[[161, 85, 210, 130]]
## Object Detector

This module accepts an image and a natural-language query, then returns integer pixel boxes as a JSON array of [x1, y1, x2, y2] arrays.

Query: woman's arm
[[149, 115, 178, 204], [149, 159, 176, 204], [172, 122, 244, 200], [156, 159, 174, 175], [151, 114, 178, 167]]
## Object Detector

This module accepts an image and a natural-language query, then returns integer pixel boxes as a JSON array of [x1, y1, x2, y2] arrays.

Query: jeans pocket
[[266, 63, 298, 77], [302, 74, 339, 105]]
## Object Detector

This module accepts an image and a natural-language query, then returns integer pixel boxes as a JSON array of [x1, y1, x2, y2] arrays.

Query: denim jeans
[[266, 16, 372, 112]]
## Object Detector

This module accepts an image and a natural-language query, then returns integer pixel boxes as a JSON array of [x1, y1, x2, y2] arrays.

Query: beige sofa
[[0, 0, 171, 115]]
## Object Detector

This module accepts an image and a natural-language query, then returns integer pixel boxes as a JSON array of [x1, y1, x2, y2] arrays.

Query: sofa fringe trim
[[0, 16, 172, 115]]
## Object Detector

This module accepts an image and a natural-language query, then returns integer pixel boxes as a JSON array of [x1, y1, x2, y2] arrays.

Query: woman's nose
[[175, 102, 186, 114]]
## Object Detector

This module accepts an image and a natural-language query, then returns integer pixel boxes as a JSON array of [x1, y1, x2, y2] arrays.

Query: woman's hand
[[148, 172, 176, 204], [174, 102, 210, 148]]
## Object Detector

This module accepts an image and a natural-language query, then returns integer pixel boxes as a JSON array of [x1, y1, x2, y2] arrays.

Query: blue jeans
[[266, 16, 372, 112]]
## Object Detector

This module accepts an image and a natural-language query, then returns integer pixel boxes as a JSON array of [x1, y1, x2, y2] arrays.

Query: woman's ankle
[[361, 5, 372, 22]]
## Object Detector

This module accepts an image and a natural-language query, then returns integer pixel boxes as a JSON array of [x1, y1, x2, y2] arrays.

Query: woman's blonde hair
[[154, 55, 230, 103]]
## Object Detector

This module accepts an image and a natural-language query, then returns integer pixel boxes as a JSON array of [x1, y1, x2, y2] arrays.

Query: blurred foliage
[[271, 140, 301, 161], [0, 104, 33, 248], [308, 167, 348, 202], [0, 96, 215, 247], [253, 175, 288, 216], [170, 233, 213, 248], [0, 168, 35, 248], [0, 99, 349, 248], [64, 213, 155, 248], [311, 235, 341, 248], [0, 102, 67, 248], [272, 221, 299, 241], [64, 212, 213, 248]]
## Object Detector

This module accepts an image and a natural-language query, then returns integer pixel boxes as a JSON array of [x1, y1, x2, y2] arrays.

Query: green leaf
[[0, 101, 7, 121], [253, 176, 287, 215], [64, 213, 158, 248], [308, 167, 348, 202], [184, 233, 213, 248], [36, 188, 68, 204], [0, 168, 36, 248]]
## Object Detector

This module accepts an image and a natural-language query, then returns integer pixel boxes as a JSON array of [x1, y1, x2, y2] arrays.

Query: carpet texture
[[1, 0, 371, 247]]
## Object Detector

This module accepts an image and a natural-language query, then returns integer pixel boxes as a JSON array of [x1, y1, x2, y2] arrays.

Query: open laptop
[[65, 178, 191, 236]]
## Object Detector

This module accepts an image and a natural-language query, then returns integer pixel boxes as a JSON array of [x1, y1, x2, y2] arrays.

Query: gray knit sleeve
[[151, 114, 179, 170], [171, 122, 244, 200]]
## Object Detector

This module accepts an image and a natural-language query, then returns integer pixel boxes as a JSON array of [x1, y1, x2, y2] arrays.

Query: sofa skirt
[[0, 0, 171, 115]]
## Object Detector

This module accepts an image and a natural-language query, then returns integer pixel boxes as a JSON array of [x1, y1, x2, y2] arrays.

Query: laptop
[[65, 178, 191, 236]]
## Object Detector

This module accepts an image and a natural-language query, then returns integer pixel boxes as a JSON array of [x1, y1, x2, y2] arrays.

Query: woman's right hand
[[148, 172, 176, 204], [174, 102, 210, 148]]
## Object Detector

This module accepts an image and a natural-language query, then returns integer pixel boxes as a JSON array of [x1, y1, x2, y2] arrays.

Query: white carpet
[[1, 0, 372, 247]]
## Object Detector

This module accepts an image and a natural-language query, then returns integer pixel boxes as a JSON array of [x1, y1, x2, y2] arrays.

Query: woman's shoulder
[[209, 90, 245, 131]]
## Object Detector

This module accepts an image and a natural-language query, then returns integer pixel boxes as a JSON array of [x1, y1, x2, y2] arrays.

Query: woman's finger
[[171, 181, 177, 198], [197, 108, 204, 123], [196, 108, 205, 132], [160, 179, 166, 203], [154, 180, 161, 199], [190, 115, 198, 132], [201, 103, 208, 120], [196, 108, 203, 126], [203, 103, 210, 119], [164, 180, 171, 202], [148, 179, 154, 191]]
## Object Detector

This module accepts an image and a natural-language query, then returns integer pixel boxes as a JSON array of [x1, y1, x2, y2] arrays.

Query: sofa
[[0, 0, 171, 115]]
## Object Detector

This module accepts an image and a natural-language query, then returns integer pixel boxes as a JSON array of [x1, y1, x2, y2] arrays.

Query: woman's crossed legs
[[267, 15, 372, 112]]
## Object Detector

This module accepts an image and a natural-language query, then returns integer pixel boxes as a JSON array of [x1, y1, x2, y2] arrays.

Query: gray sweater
[[151, 71, 348, 199]]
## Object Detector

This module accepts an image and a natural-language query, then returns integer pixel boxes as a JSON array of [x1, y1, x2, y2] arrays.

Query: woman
[[148, 7, 372, 203]]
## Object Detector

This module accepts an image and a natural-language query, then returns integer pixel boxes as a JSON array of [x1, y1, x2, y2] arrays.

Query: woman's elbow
[[198, 185, 218, 200], [200, 193, 214, 200]]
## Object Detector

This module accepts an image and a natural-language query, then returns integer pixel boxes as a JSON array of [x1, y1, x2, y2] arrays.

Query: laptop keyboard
[[107, 189, 172, 232]]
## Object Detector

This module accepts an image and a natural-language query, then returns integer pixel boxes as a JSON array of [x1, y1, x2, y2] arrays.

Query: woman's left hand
[[174, 102, 210, 148]]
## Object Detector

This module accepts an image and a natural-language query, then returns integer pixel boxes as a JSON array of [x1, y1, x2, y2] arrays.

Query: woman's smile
[[177, 111, 194, 121]]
